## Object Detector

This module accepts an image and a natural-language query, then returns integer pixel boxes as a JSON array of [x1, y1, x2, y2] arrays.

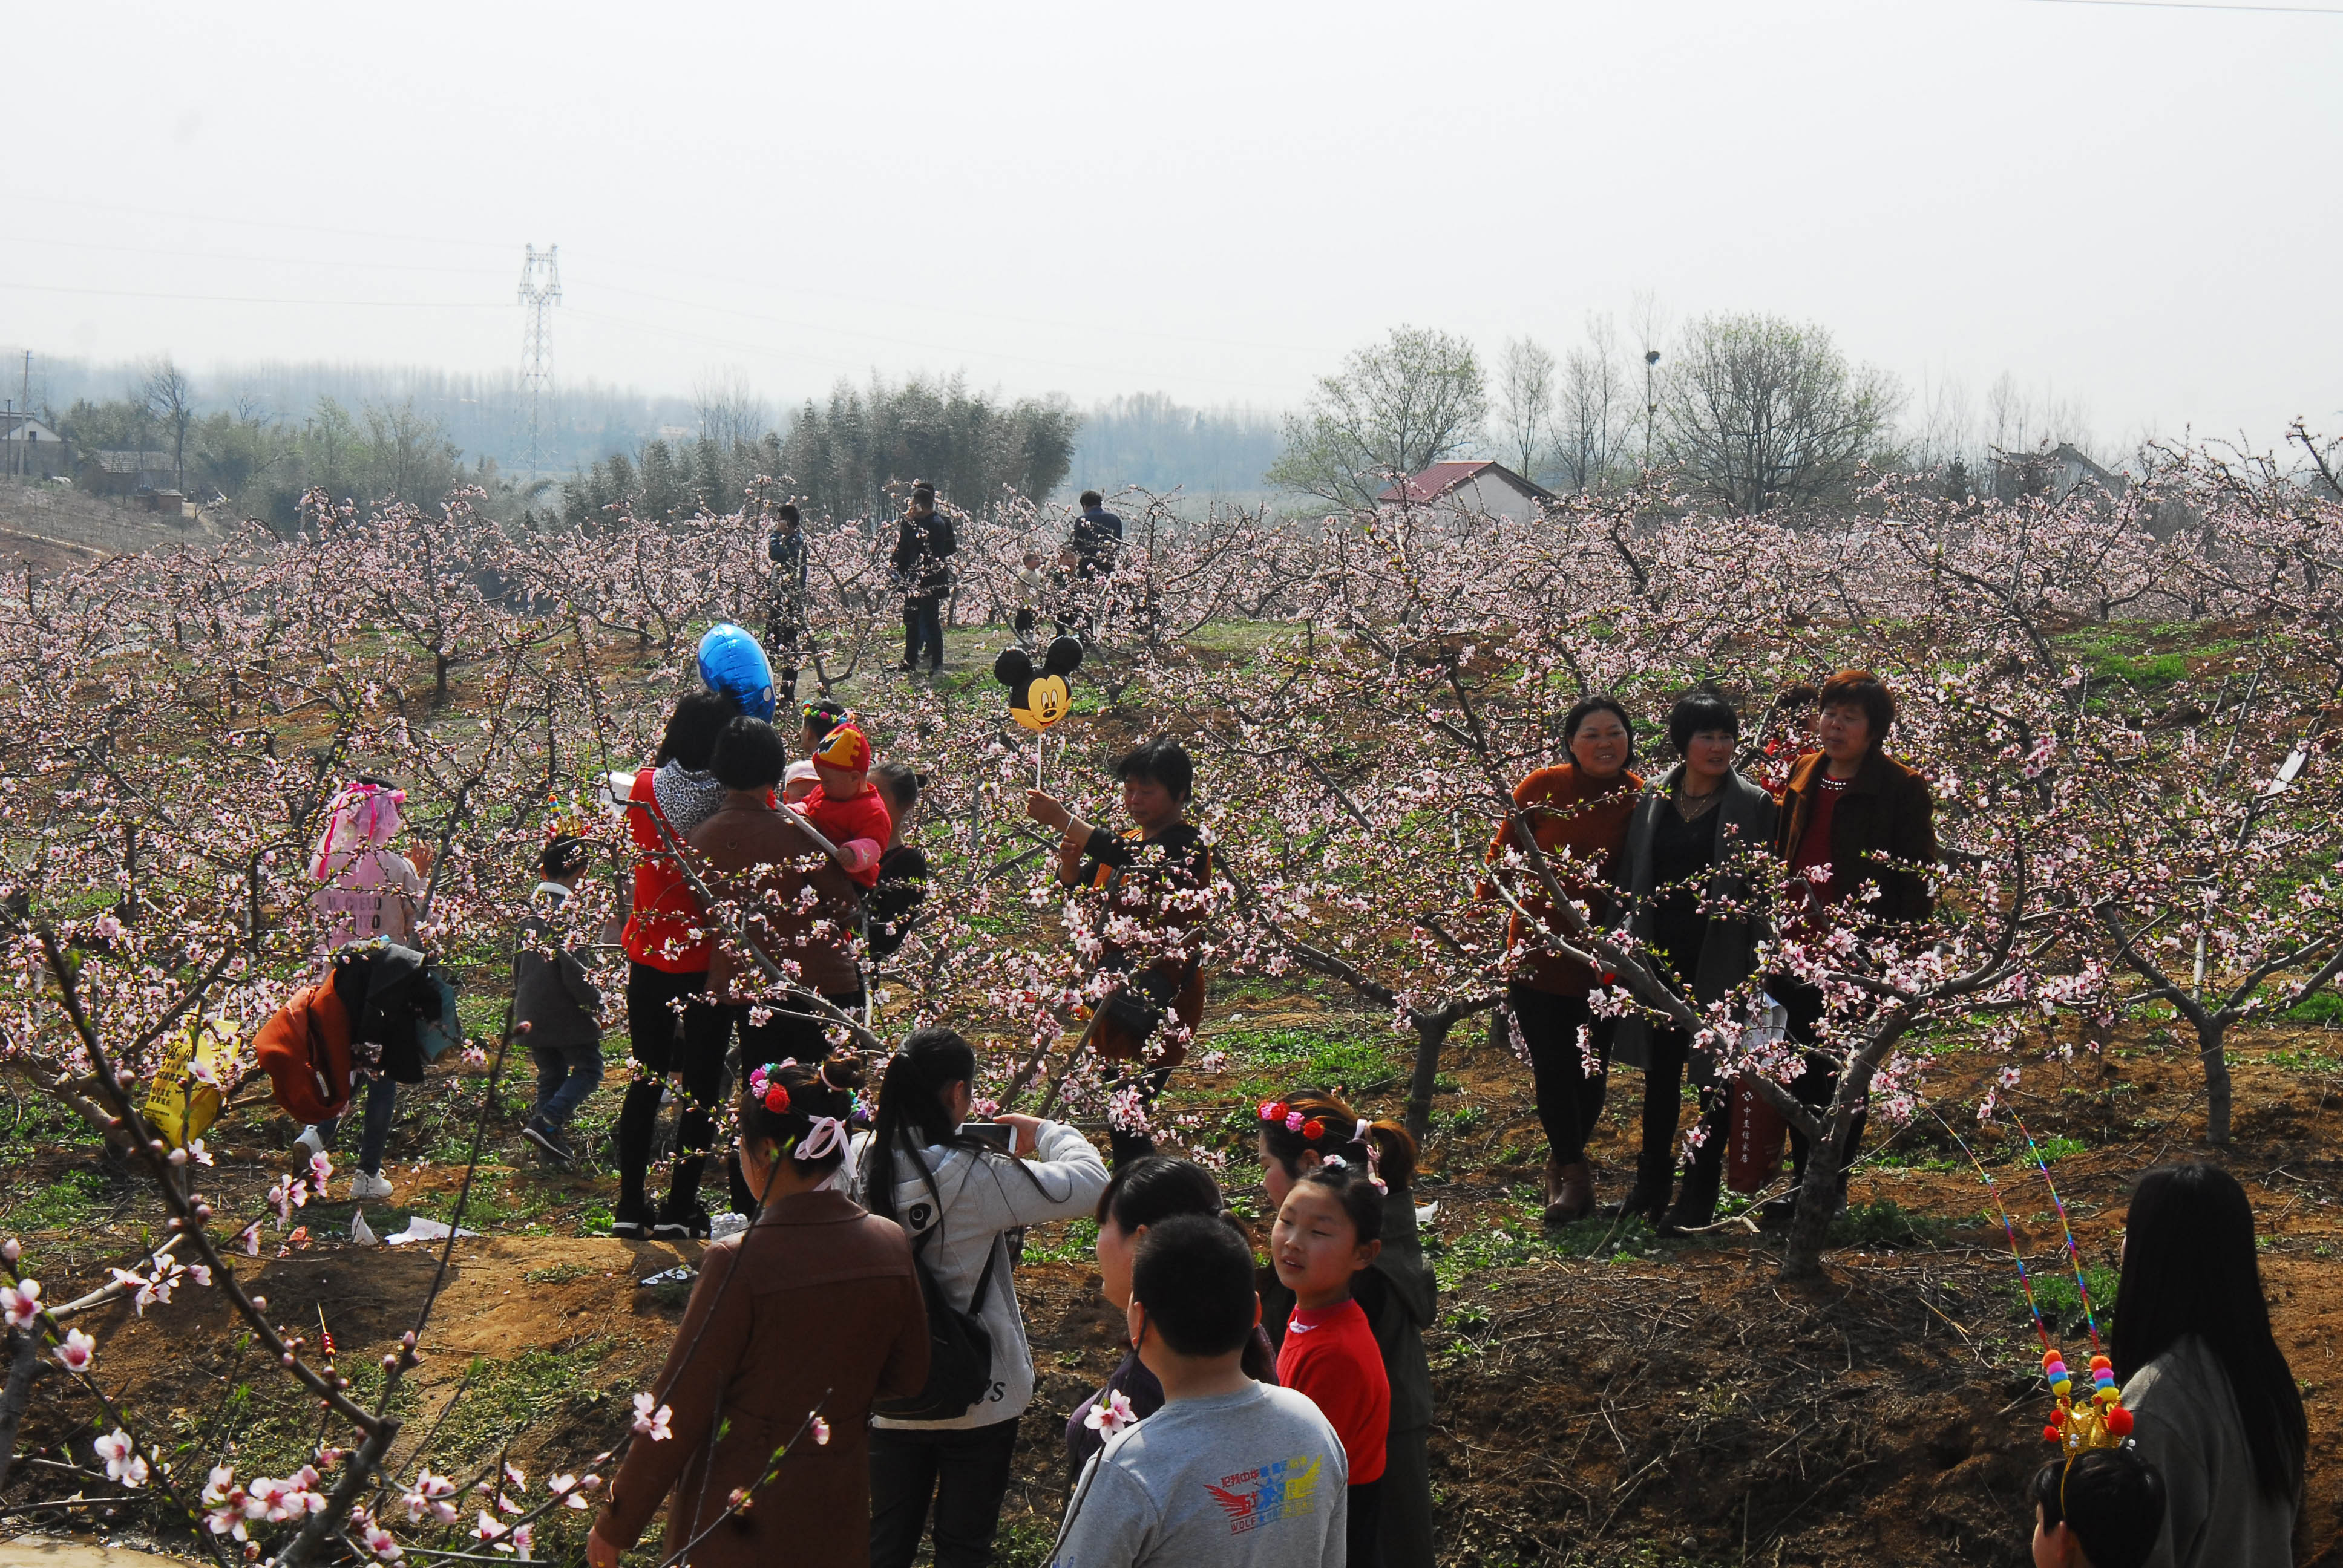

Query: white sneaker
[[294, 1125, 326, 1161], [349, 1171, 395, 1201]]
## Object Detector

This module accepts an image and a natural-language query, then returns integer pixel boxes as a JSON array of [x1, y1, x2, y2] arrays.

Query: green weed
[[1827, 1200, 1949, 1249], [1023, 1217, 1101, 1266]]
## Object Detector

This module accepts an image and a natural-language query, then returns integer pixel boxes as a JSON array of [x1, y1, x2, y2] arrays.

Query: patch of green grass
[[2030, 1136, 2089, 1163], [1023, 1217, 1100, 1265], [2279, 991, 2343, 1027], [2020, 1263, 2120, 1339], [8, 1168, 115, 1232], [991, 1515, 1060, 1568], [523, 1263, 596, 1285], [1220, 1025, 1407, 1099], [1827, 1200, 1950, 1250], [2268, 1045, 2343, 1071]]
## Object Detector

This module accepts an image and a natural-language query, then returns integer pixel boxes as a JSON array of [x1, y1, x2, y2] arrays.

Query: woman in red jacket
[[612, 690, 738, 1239], [1481, 696, 1643, 1223]]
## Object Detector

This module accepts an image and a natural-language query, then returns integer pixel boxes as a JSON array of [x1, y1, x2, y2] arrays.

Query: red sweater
[[798, 783, 893, 889], [621, 766, 710, 972], [1277, 1297, 1389, 1485]]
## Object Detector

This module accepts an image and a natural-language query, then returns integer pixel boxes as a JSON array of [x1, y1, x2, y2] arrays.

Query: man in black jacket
[[1070, 489, 1122, 578], [765, 503, 808, 702], [890, 482, 955, 673]]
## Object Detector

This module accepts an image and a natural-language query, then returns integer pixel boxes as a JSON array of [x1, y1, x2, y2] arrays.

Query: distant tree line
[[560, 373, 1079, 526]]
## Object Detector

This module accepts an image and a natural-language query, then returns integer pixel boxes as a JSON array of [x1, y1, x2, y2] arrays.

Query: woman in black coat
[[1612, 691, 1778, 1230]]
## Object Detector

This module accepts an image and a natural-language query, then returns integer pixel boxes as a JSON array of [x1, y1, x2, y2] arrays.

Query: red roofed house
[[1375, 460, 1555, 523]]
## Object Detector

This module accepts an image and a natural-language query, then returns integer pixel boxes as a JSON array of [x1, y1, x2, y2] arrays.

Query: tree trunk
[[0, 1327, 42, 1494], [1777, 1131, 1845, 1281], [433, 651, 451, 706], [1404, 1014, 1452, 1146], [2198, 1019, 2232, 1145]]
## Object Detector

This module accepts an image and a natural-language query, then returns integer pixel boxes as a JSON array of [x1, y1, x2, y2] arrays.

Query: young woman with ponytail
[[1065, 1155, 1279, 1486], [1257, 1089, 1437, 1568], [850, 1028, 1108, 1568], [591, 1054, 928, 1568]]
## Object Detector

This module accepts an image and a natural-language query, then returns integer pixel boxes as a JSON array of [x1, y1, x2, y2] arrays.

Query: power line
[[0, 279, 505, 309], [0, 233, 513, 280], [2033, 0, 2343, 13]]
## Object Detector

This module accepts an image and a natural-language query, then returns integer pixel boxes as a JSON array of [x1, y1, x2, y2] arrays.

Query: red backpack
[[254, 982, 356, 1126]]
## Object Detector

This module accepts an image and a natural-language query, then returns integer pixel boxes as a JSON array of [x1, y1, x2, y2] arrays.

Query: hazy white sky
[[4, 0, 2338, 449]]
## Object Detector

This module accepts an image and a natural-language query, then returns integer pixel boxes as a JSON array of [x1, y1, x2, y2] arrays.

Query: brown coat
[[599, 1190, 929, 1568], [687, 798, 863, 1001], [1774, 749, 1939, 927], [1482, 763, 1642, 995]]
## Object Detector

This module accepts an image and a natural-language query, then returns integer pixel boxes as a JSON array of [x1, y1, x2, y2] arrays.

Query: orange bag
[[1727, 1076, 1787, 1194], [252, 983, 355, 1126]]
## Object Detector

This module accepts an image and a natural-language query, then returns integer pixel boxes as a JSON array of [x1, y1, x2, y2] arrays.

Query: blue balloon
[[696, 624, 776, 721]]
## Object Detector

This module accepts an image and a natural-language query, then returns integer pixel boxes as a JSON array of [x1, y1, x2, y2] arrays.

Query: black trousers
[[1775, 979, 1866, 1187], [617, 963, 713, 1212], [903, 595, 944, 667], [764, 613, 802, 702], [1104, 1063, 1174, 1168], [1508, 985, 1612, 1165], [672, 991, 866, 1212], [1346, 1478, 1385, 1568], [1640, 1024, 1728, 1191], [868, 1418, 1020, 1568]]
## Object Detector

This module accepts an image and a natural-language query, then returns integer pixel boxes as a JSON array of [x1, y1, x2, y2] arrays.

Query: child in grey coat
[[519, 836, 605, 1167]]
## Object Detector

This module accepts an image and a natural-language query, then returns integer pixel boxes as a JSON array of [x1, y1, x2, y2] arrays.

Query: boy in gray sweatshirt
[[519, 836, 605, 1167]]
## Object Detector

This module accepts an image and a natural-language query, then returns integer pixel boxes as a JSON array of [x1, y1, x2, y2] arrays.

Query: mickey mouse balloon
[[994, 635, 1083, 732]]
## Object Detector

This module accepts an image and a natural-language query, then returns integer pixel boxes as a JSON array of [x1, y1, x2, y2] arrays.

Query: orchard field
[[5, 449, 2343, 1567]]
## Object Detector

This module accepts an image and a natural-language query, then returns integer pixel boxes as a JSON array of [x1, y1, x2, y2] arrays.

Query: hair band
[[795, 1117, 851, 1161]]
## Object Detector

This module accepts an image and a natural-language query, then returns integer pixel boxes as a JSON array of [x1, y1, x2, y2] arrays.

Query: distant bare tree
[[1268, 326, 1487, 509], [1552, 315, 1631, 493], [694, 368, 771, 452], [1660, 313, 1902, 514], [1495, 337, 1555, 482], [140, 357, 195, 490]]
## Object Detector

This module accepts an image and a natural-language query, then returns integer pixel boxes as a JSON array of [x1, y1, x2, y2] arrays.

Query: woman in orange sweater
[[1482, 696, 1642, 1223]]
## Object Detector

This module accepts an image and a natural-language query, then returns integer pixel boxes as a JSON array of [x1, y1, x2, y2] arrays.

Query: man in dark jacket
[[890, 482, 956, 673], [765, 503, 808, 702], [519, 836, 605, 1169], [1070, 489, 1122, 578], [1767, 670, 1938, 1219]]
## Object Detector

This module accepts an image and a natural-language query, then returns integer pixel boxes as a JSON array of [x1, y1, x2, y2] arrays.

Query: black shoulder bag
[[872, 1151, 1002, 1422]]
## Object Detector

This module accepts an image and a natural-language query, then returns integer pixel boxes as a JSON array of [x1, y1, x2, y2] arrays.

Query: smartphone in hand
[[961, 1122, 1012, 1151]]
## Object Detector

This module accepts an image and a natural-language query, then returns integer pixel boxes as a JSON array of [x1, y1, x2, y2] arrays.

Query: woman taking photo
[[2115, 1162, 2305, 1568], [1481, 696, 1642, 1221], [1612, 691, 1777, 1230], [851, 1028, 1108, 1568], [589, 1054, 929, 1568]]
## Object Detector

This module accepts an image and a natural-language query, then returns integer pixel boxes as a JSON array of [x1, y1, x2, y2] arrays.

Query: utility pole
[[1643, 348, 1662, 472], [517, 244, 562, 476]]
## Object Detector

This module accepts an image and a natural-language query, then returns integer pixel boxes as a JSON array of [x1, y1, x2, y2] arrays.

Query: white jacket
[[851, 1122, 1107, 1430]]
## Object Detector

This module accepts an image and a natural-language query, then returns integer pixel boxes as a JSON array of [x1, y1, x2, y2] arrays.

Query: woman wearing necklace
[[1612, 691, 1778, 1230]]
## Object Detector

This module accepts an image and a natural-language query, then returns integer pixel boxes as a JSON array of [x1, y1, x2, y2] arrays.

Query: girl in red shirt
[[1271, 1158, 1392, 1567]]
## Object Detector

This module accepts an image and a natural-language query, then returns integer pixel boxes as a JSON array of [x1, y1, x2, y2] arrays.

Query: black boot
[[1608, 1146, 1673, 1223], [1666, 1158, 1721, 1233], [614, 1079, 664, 1220]]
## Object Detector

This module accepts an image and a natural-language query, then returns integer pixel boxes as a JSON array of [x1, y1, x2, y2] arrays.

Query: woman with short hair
[[1613, 690, 1777, 1229], [1481, 695, 1643, 1222], [2115, 1163, 2305, 1568], [1768, 670, 1936, 1209]]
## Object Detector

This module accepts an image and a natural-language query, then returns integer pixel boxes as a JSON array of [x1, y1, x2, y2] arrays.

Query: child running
[[792, 722, 892, 888], [1270, 1159, 1393, 1568]]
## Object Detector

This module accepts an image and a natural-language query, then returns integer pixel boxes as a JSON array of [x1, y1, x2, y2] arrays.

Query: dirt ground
[[8, 1001, 2342, 1568]]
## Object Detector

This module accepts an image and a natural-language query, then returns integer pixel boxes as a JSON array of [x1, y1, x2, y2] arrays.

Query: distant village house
[[1377, 460, 1555, 523], [0, 412, 70, 480]]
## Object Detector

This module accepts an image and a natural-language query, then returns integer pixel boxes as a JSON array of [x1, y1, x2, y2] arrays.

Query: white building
[[0, 412, 70, 480], [1376, 460, 1555, 523]]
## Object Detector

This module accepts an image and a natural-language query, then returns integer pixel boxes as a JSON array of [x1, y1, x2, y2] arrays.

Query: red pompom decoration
[[2042, 1425, 2062, 1443], [763, 1085, 791, 1114], [2106, 1406, 2134, 1436], [1301, 1118, 1325, 1140]]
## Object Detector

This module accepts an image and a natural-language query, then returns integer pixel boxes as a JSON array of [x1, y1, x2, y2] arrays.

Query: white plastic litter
[[385, 1216, 481, 1246], [638, 1265, 696, 1288], [1415, 1202, 1440, 1226], [708, 1212, 749, 1241], [350, 1210, 378, 1245]]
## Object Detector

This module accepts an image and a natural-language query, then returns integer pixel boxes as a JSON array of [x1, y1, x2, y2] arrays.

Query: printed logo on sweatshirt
[[1204, 1455, 1322, 1534]]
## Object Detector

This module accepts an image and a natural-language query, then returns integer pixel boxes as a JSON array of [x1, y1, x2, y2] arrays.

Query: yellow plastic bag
[[143, 1018, 232, 1149]]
